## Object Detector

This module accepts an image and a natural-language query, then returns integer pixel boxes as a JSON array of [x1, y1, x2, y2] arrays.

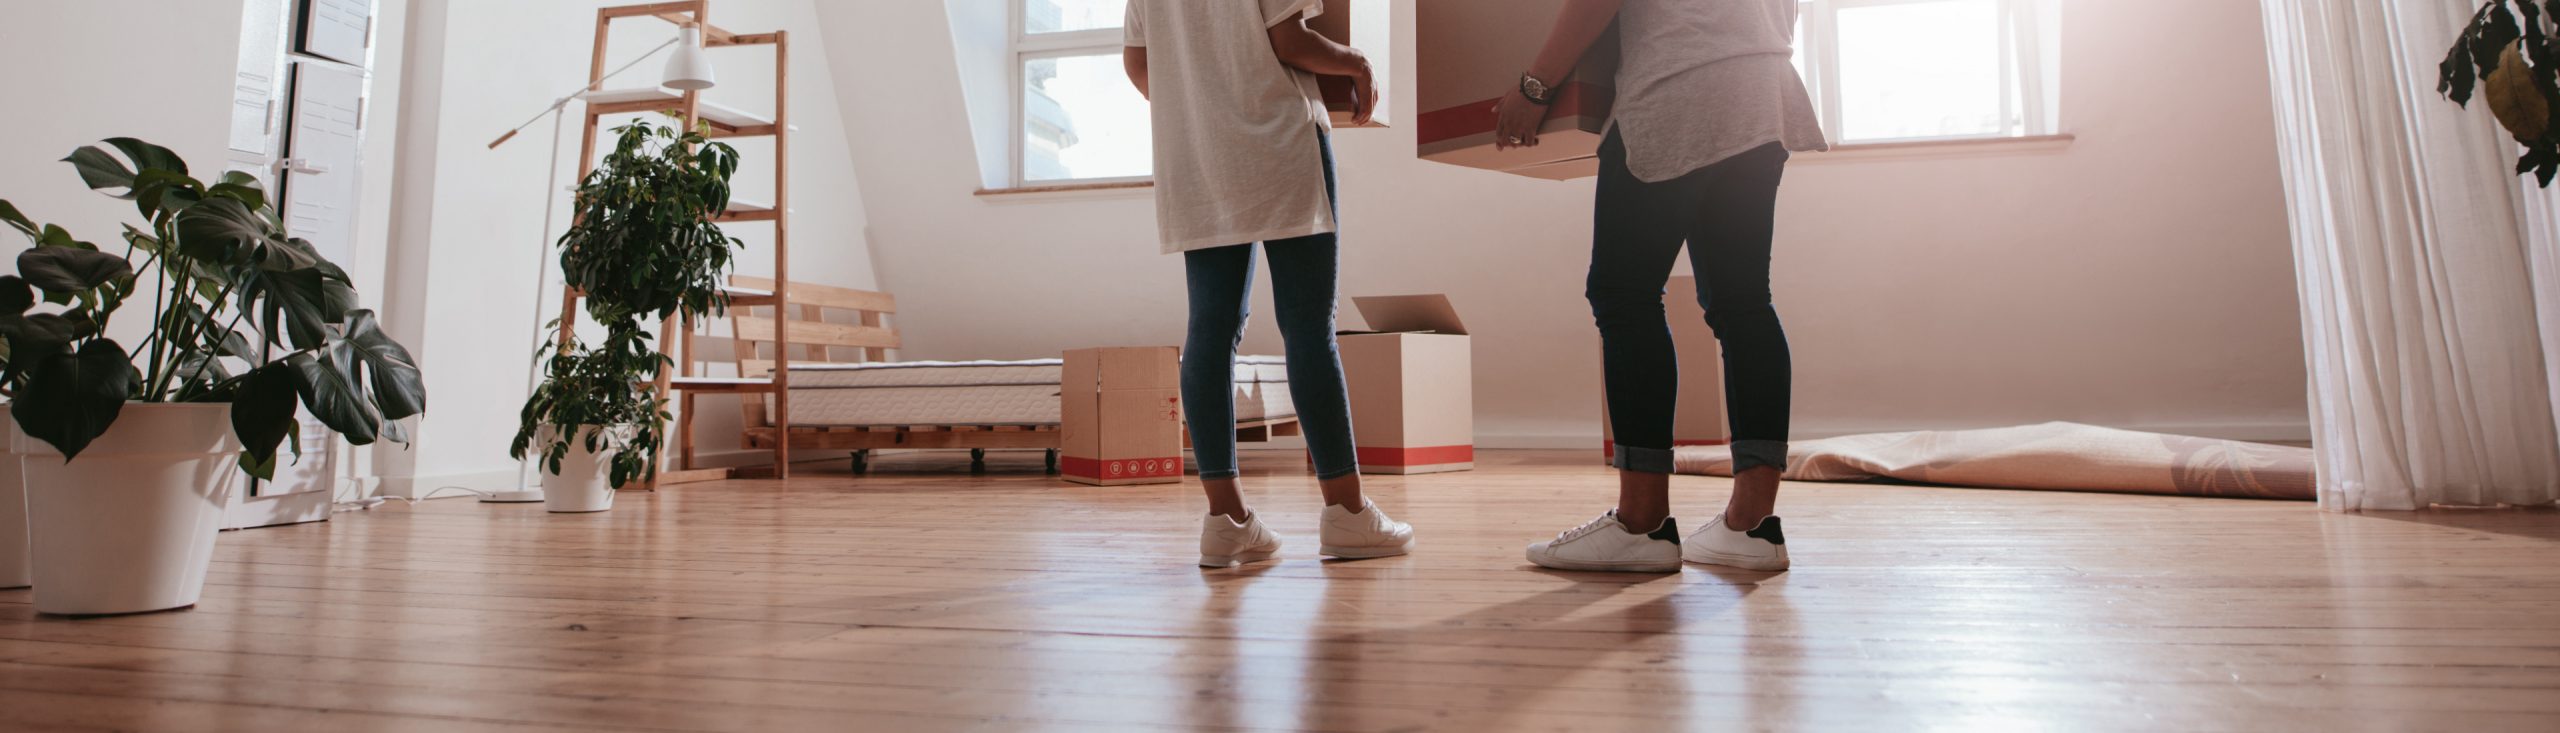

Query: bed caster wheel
[[970, 449, 988, 474], [1045, 449, 1059, 475], [851, 450, 870, 475]]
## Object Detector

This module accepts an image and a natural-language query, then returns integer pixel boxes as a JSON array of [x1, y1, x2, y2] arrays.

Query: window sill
[[974, 179, 1155, 200], [1798, 133, 2077, 163]]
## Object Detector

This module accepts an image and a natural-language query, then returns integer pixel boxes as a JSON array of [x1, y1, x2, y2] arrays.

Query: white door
[[283, 62, 365, 265]]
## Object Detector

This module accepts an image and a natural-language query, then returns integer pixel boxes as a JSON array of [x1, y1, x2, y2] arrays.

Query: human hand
[[1493, 88, 1549, 150], [1350, 65, 1379, 126]]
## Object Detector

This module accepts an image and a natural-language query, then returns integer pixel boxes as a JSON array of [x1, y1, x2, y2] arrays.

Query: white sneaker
[[1525, 511, 1683, 573], [1683, 513, 1789, 571], [1319, 498, 1415, 559], [1199, 512, 1282, 568]]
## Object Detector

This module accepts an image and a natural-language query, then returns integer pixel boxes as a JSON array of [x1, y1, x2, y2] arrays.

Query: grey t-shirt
[[1126, 0, 1335, 254], [1612, 0, 1830, 182]]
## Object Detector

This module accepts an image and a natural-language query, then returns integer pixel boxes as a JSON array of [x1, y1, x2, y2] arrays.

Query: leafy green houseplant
[[512, 120, 745, 490], [2442, 0, 2560, 187], [0, 138, 425, 476]]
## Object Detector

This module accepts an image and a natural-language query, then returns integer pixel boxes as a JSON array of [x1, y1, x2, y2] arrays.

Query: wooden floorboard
[[2, 449, 2556, 731]]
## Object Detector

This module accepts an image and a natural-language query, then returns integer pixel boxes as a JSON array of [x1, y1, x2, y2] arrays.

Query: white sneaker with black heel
[[1683, 513, 1789, 571], [1199, 512, 1282, 568], [1319, 498, 1415, 559], [1525, 511, 1684, 573]]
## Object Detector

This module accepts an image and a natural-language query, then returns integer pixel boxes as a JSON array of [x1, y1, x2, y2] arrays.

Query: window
[[1792, 0, 2058, 145], [1012, 0, 1151, 185]]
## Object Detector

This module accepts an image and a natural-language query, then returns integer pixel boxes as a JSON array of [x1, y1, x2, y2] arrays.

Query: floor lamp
[[479, 27, 717, 503]]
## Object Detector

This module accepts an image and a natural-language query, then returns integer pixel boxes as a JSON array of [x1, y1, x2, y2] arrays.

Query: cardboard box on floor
[[1417, 0, 1619, 178], [1600, 276, 1730, 462], [1340, 295, 1474, 474], [1060, 347, 1185, 486], [1307, 0, 1391, 129]]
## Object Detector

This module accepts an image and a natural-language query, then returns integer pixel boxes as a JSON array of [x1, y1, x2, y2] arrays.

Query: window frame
[[1795, 0, 2055, 146], [1007, 1, 1151, 187]]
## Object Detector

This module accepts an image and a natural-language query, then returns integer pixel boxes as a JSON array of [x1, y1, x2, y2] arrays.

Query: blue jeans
[[1182, 130, 1357, 480]]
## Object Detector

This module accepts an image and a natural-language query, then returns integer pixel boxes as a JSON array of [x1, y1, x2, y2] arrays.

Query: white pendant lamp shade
[[662, 26, 717, 91]]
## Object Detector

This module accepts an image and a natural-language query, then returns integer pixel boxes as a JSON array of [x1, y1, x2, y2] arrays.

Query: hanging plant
[[2442, 0, 2560, 187], [512, 119, 745, 488]]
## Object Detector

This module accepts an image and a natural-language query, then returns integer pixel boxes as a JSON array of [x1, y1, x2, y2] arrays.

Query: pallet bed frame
[[664, 276, 1301, 481]]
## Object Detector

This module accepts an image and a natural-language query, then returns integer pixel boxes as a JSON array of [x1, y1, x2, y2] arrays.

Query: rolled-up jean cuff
[[1730, 440, 1788, 473], [1314, 464, 1360, 480], [1197, 469, 1240, 481], [1610, 444, 1676, 474]]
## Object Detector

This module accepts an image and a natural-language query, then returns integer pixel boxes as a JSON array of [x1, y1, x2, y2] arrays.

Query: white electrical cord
[[336, 485, 491, 512]]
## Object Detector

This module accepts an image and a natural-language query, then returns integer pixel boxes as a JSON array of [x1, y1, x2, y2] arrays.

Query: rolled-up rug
[[1673, 422, 2315, 500]]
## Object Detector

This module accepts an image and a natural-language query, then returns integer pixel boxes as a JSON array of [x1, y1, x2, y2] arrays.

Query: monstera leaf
[[18, 246, 133, 295], [15, 340, 137, 459]]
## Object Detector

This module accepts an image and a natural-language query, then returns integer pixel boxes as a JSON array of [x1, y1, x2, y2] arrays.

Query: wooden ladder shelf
[[552, 1, 794, 486]]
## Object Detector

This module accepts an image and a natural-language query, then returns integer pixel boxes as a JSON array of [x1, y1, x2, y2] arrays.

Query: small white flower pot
[[540, 426, 626, 514], [14, 403, 243, 616], [0, 413, 29, 589]]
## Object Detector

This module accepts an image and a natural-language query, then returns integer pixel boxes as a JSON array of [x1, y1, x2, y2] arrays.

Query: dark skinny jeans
[[1589, 130, 1794, 475]]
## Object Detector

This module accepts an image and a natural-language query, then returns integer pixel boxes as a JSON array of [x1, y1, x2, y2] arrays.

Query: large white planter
[[540, 427, 622, 513], [14, 403, 242, 616], [0, 414, 29, 589]]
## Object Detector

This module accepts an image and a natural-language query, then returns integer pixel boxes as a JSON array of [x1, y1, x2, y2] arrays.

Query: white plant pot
[[0, 413, 29, 589], [14, 403, 242, 616], [540, 427, 623, 514]]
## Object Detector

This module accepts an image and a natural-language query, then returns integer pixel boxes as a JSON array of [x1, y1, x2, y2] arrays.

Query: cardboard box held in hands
[[1339, 295, 1475, 475], [1417, 0, 1619, 179], [1060, 347, 1185, 486]]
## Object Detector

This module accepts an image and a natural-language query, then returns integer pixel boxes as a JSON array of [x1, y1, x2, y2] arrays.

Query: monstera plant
[[2442, 0, 2560, 187], [0, 138, 426, 477], [512, 119, 743, 499]]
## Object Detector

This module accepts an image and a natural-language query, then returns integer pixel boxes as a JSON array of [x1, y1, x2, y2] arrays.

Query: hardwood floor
[[3, 449, 2557, 731]]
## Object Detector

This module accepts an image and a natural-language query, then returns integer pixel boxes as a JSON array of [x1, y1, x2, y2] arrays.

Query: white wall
[[814, 0, 2307, 446], [378, 0, 879, 495], [0, 1, 245, 303]]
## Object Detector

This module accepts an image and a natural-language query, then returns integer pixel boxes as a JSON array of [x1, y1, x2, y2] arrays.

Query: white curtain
[[2258, 0, 2560, 510]]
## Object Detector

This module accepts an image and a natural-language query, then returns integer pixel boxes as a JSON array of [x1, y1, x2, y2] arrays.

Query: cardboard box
[[1060, 347, 1185, 486], [1417, 0, 1618, 178], [1308, 0, 1391, 129], [1600, 276, 1729, 462], [1339, 295, 1474, 474]]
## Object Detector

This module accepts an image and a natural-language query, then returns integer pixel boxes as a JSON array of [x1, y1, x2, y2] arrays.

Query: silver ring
[[1506, 136, 1523, 145]]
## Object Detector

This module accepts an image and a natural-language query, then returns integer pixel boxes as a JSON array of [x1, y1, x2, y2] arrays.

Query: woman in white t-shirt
[[1501, 0, 1829, 574], [1123, 0, 1415, 568]]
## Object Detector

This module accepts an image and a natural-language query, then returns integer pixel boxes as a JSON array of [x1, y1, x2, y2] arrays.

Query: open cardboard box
[[1339, 295, 1474, 474], [1308, 0, 1391, 129], [1417, 0, 1618, 178], [1599, 276, 1729, 461], [1060, 347, 1186, 486]]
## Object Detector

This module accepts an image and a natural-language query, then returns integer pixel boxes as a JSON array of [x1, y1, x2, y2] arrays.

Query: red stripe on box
[[1416, 84, 1616, 145], [1358, 445, 1475, 467], [1061, 456, 1185, 481]]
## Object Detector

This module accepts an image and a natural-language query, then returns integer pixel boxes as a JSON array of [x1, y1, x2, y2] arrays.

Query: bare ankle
[[1616, 509, 1668, 534]]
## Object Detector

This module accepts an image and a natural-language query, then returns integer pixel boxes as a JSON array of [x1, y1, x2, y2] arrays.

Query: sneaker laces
[[1554, 512, 1620, 544]]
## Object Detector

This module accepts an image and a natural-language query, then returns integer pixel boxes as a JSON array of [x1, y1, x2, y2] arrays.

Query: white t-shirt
[[1611, 0, 1829, 182], [1126, 0, 1335, 254]]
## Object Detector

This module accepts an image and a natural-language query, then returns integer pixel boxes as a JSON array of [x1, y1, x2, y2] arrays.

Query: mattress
[[778, 356, 1295, 428]]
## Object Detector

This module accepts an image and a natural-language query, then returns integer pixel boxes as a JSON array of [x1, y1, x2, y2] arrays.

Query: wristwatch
[[1519, 72, 1557, 106]]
